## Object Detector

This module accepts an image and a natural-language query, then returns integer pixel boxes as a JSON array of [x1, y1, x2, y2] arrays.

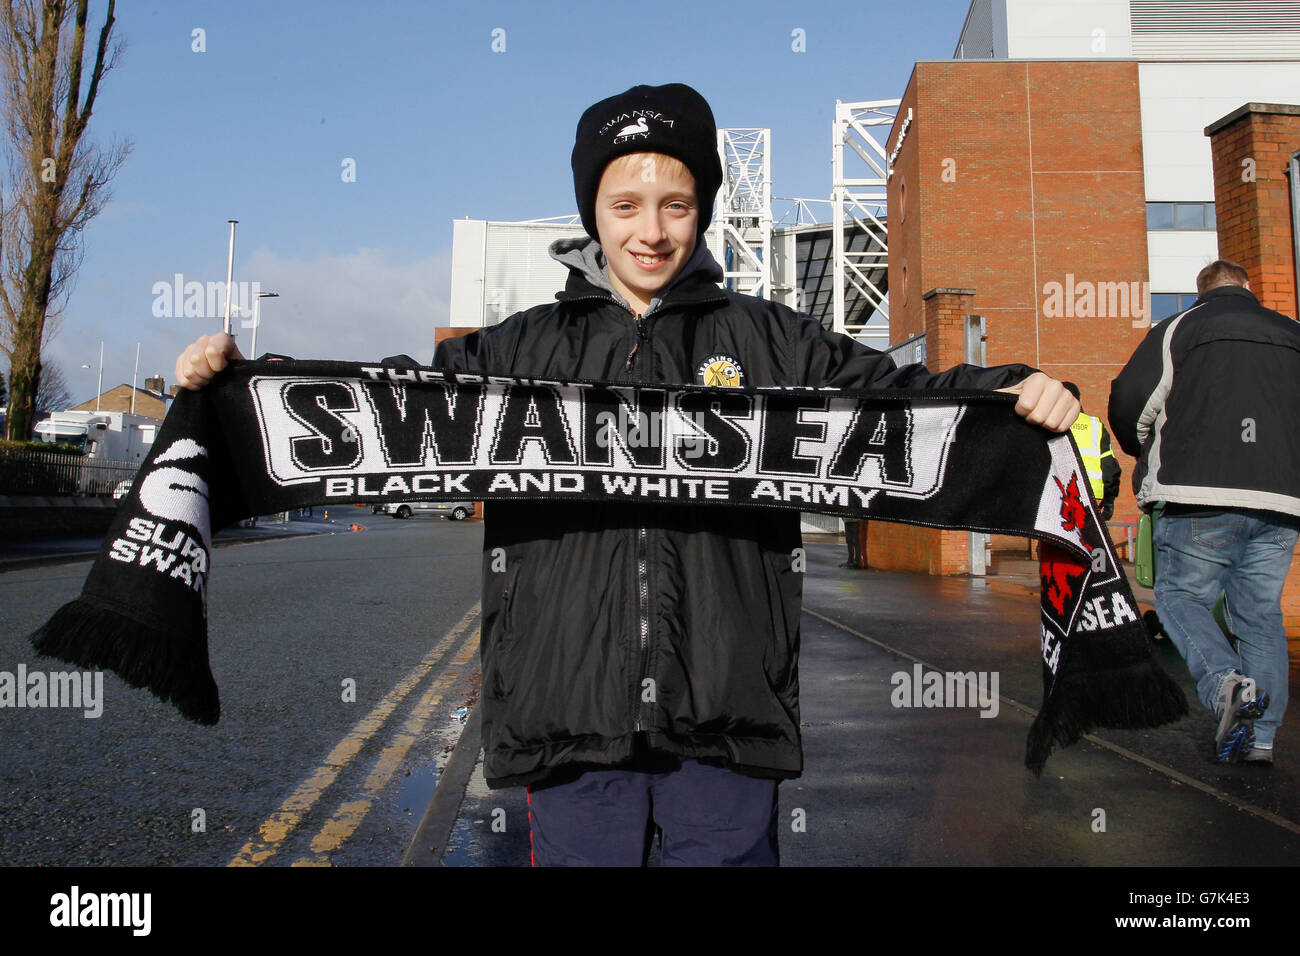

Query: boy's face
[[594, 153, 698, 315]]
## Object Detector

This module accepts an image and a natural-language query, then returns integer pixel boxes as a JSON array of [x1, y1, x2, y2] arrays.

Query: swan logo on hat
[[697, 354, 744, 387], [601, 109, 675, 144]]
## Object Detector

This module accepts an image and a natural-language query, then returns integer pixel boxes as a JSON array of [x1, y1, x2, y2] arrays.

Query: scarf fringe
[[1025, 658, 1188, 776], [29, 597, 220, 725]]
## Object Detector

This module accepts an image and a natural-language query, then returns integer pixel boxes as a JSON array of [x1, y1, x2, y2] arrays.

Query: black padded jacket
[[433, 239, 1035, 788], [1109, 284, 1300, 517]]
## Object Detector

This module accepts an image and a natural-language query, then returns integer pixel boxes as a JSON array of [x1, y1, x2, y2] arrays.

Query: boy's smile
[[594, 152, 698, 316]]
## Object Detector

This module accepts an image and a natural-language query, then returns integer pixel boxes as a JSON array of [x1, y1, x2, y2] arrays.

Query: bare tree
[[0, 0, 130, 439], [34, 357, 69, 411]]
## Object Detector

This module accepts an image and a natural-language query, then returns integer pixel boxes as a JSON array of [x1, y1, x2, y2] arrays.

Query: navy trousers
[[526, 754, 780, 867]]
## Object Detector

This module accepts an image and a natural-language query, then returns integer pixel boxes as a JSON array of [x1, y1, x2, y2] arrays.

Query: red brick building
[[878, 61, 1300, 639], [878, 59, 1150, 572], [1206, 103, 1300, 636], [1206, 103, 1300, 319]]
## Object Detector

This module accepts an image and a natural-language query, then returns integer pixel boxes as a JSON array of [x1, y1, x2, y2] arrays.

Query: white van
[[34, 410, 159, 461]]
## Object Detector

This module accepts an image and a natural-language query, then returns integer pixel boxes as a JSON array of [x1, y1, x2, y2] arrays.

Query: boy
[[175, 82, 1078, 865]]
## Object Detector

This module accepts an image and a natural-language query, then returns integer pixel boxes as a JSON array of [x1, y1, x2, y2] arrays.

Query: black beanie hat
[[571, 83, 722, 242]]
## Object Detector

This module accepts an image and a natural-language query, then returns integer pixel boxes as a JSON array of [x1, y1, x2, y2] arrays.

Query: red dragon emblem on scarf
[[1040, 543, 1087, 617], [1040, 472, 1091, 617], [1052, 473, 1088, 533]]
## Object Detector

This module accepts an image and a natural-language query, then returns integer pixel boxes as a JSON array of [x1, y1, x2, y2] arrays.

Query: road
[[0, 510, 482, 866], [6, 517, 1297, 869]]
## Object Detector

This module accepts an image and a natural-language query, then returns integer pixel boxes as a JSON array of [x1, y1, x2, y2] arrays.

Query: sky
[[22, 0, 978, 407]]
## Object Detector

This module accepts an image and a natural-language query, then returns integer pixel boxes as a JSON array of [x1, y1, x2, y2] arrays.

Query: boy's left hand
[[995, 372, 1080, 432]]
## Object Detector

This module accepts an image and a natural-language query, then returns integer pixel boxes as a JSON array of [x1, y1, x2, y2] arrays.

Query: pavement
[[408, 535, 1300, 868]]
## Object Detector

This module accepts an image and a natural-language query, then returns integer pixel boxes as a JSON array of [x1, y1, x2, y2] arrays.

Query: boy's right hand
[[175, 333, 244, 390]]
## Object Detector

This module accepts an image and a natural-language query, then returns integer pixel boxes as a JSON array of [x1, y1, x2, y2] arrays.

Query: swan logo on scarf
[[106, 438, 211, 607]]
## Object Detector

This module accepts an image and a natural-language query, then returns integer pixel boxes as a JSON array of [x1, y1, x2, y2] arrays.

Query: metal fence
[[0, 447, 139, 497]]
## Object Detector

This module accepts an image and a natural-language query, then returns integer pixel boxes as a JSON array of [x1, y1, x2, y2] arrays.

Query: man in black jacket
[[175, 83, 1080, 865], [1109, 259, 1300, 765]]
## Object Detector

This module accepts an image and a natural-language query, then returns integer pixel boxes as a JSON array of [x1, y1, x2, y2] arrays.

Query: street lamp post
[[130, 342, 140, 414], [80, 341, 104, 411], [250, 292, 279, 359], [248, 291, 280, 529]]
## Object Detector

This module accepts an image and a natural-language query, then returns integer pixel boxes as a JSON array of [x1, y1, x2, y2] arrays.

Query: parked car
[[381, 500, 476, 521], [112, 477, 134, 500]]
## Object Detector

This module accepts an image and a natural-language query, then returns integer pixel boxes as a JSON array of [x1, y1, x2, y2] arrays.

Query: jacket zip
[[581, 292, 657, 734], [560, 287, 725, 733], [625, 316, 648, 373], [554, 294, 670, 373], [634, 525, 650, 733], [627, 305, 652, 733]]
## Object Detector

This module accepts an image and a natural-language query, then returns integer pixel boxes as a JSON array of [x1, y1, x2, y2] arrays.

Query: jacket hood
[[549, 234, 724, 314]]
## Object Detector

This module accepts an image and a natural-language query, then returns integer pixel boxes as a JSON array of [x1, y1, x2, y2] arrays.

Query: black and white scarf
[[29, 359, 1187, 773]]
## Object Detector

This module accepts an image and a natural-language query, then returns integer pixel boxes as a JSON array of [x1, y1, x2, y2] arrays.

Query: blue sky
[[37, 0, 976, 405]]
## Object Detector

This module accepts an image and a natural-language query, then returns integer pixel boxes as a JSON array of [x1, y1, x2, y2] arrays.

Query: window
[[1152, 292, 1197, 322], [1146, 203, 1173, 230], [1174, 204, 1203, 229], [1146, 202, 1215, 231]]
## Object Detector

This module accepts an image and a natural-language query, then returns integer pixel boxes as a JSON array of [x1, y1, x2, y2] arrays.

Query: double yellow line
[[229, 602, 481, 867]]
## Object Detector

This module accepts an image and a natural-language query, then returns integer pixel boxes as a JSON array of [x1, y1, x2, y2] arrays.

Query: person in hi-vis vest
[[1062, 382, 1121, 521]]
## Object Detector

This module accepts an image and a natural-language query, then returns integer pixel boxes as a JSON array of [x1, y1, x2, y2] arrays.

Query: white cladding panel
[[1130, 1, 1300, 59], [449, 218, 487, 327], [482, 222, 586, 326], [955, 0, 1300, 60], [1147, 231, 1219, 292], [1139, 61, 1300, 201], [1003, 0, 1132, 58]]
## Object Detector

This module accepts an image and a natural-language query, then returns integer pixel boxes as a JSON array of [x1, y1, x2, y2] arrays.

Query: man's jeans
[[1154, 509, 1298, 748]]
